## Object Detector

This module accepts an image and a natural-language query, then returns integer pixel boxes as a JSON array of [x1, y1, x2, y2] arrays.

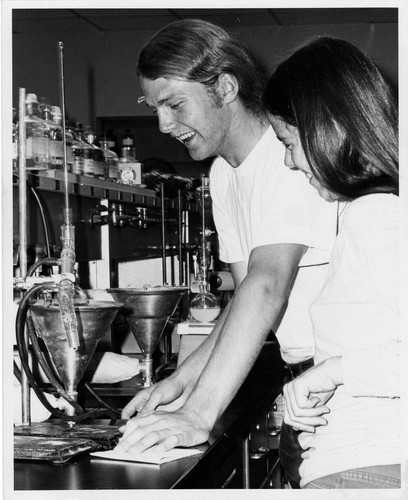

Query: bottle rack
[[14, 169, 198, 212]]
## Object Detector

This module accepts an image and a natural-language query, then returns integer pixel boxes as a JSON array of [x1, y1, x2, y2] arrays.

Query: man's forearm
[[185, 276, 287, 427], [183, 244, 305, 430], [174, 302, 231, 382]]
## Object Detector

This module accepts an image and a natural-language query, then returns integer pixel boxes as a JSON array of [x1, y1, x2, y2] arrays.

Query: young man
[[115, 19, 338, 486]]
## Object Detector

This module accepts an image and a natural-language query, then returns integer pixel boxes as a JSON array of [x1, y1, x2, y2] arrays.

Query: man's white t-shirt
[[209, 126, 338, 363]]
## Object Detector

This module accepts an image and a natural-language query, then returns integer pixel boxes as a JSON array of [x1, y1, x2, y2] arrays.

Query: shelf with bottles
[[14, 93, 125, 184], [13, 93, 201, 210], [12, 169, 199, 213]]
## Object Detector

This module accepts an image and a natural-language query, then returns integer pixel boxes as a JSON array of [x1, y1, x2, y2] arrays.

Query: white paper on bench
[[91, 447, 203, 464]]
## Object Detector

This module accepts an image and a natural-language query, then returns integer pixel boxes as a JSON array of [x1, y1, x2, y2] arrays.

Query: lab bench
[[14, 341, 285, 490]]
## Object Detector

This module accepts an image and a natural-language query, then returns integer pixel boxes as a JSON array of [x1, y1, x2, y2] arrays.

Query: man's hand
[[121, 304, 231, 420], [121, 375, 191, 419], [115, 407, 211, 455], [283, 357, 343, 433]]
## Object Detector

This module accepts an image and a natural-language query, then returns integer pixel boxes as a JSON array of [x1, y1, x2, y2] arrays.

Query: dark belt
[[283, 357, 314, 380]]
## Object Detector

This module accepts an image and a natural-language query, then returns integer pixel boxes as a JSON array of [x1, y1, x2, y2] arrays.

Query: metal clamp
[[250, 446, 270, 460]]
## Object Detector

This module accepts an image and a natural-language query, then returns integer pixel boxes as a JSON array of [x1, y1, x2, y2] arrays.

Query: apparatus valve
[[89, 202, 147, 228], [89, 202, 171, 229], [200, 228, 215, 238]]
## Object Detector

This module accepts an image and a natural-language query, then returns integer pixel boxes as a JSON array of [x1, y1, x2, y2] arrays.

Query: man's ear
[[217, 73, 239, 104]]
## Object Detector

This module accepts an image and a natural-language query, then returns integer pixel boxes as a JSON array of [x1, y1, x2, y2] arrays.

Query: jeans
[[279, 357, 314, 489], [303, 464, 401, 489]]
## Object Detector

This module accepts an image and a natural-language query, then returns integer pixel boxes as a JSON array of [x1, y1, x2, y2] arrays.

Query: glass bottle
[[76, 123, 94, 177], [100, 138, 119, 181], [118, 146, 143, 185], [51, 105, 72, 171], [84, 125, 105, 179], [24, 93, 50, 170], [66, 121, 84, 175], [106, 129, 120, 156], [101, 129, 120, 158], [39, 97, 63, 170]]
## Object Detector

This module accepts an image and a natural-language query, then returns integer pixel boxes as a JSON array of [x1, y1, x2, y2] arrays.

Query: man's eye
[[170, 102, 182, 110]]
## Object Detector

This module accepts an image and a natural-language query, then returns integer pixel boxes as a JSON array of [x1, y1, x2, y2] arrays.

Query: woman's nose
[[284, 150, 294, 167]]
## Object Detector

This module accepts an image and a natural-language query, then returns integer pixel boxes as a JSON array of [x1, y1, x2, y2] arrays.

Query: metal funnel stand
[[108, 286, 188, 387]]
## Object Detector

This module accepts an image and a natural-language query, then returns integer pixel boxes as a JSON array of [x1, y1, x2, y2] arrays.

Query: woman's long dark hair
[[263, 37, 398, 198], [138, 19, 268, 117]]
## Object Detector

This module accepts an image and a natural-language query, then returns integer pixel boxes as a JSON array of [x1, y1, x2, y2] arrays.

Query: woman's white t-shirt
[[299, 193, 400, 486]]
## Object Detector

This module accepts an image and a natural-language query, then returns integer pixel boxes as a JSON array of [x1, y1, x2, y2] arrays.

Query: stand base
[[14, 421, 122, 463], [14, 435, 99, 464]]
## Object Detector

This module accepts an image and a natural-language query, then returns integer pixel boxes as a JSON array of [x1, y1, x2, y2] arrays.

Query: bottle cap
[[26, 93, 38, 103], [122, 129, 134, 146]]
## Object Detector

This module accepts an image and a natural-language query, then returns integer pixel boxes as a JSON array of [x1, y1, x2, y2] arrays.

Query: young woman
[[263, 37, 400, 489]]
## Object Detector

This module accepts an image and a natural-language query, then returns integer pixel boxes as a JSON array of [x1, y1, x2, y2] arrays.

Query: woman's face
[[269, 115, 340, 202]]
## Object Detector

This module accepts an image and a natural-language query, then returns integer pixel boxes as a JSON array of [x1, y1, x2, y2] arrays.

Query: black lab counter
[[14, 341, 284, 490]]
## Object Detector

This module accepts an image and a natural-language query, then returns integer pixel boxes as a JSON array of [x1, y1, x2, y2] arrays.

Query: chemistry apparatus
[[107, 285, 189, 387], [108, 184, 189, 388], [190, 176, 221, 323], [88, 183, 190, 387], [14, 44, 124, 463]]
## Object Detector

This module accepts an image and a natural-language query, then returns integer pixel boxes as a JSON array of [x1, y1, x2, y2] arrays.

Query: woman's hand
[[283, 356, 343, 433]]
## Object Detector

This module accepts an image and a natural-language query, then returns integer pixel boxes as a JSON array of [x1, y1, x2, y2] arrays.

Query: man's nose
[[157, 109, 174, 134]]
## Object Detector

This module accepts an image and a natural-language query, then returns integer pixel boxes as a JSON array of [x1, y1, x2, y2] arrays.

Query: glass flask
[[190, 281, 221, 322]]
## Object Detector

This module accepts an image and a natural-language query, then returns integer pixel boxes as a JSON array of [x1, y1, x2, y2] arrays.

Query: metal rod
[[18, 88, 27, 279], [18, 87, 31, 426], [57, 41, 70, 212], [242, 436, 250, 488], [200, 174, 208, 284], [161, 183, 167, 285], [57, 41, 79, 352], [178, 190, 183, 285], [185, 211, 190, 286]]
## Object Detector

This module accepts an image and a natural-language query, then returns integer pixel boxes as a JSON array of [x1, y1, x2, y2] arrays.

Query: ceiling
[[12, 8, 398, 34]]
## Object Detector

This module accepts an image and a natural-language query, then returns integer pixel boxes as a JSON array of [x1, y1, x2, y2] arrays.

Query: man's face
[[140, 76, 231, 161]]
